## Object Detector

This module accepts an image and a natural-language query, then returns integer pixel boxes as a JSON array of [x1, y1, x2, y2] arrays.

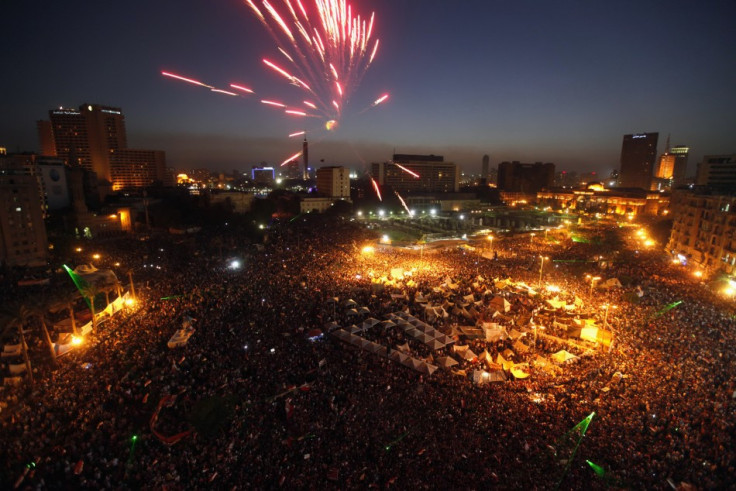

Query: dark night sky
[[2, 0, 735, 176]]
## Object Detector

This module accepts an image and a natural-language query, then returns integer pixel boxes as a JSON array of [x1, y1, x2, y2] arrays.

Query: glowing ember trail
[[229, 83, 254, 94], [394, 163, 420, 179], [395, 191, 412, 216], [161, 71, 212, 88], [280, 150, 303, 166], [373, 94, 389, 106], [285, 109, 308, 116], [289, 131, 306, 137], [370, 177, 382, 201], [261, 100, 287, 108], [303, 100, 317, 109], [210, 89, 237, 96]]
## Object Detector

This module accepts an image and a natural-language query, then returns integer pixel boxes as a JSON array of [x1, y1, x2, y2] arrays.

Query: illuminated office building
[[618, 132, 658, 190]]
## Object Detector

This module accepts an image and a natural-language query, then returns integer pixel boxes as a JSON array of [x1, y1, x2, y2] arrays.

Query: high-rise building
[[38, 103, 165, 190], [302, 137, 309, 180], [496, 161, 555, 193], [251, 166, 275, 186], [111, 150, 167, 191], [0, 163, 48, 267], [281, 159, 302, 180], [696, 154, 736, 190], [370, 154, 459, 193], [667, 189, 736, 275], [316, 166, 350, 199], [618, 132, 658, 190], [656, 154, 676, 179], [482, 155, 490, 179], [670, 145, 690, 186]]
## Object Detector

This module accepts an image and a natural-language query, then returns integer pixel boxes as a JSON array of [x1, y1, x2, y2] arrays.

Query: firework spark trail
[[280, 150, 303, 166], [289, 131, 306, 137], [373, 94, 389, 106], [395, 191, 412, 216], [370, 177, 382, 201], [210, 89, 238, 96], [262, 99, 287, 108], [161, 71, 213, 88], [394, 163, 420, 179], [248, 0, 383, 121], [230, 83, 254, 94]]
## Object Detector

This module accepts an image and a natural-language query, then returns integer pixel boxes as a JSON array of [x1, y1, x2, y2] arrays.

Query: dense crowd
[[1, 216, 735, 489]]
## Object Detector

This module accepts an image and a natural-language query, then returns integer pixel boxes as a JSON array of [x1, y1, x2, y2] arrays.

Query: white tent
[[453, 344, 469, 354], [478, 350, 493, 364], [436, 356, 459, 368], [427, 339, 445, 351], [344, 299, 358, 307], [508, 328, 523, 340], [546, 298, 566, 310], [490, 296, 511, 313], [358, 306, 371, 315], [600, 278, 622, 290], [483, 327, 507, 342], [551, 350, 579, 364], [463, 349, 477, 361], [512, 340, 530, 354], [346, 308, 359, 316]]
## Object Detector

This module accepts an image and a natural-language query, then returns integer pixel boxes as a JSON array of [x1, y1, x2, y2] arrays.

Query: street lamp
[[586, 274, 601, 296], [538, 256, 549, 287], [487, 235, 494, 252], [530, 233, 536, 244]]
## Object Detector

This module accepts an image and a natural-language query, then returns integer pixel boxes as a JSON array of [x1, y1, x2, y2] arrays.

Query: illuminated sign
[[632, 134, 647, 139], [101, 109, 121, 115]]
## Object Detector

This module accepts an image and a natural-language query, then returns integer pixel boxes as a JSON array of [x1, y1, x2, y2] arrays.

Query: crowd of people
[[1, 215, 735, 489]]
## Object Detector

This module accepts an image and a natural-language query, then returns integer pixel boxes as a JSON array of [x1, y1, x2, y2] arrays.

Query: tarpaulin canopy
[[436, 356, 459, 368], [511, 367, 530, 379], [580, 326, 612, 346], [489, 296, 511, 313], [551, 350, 579, 364]]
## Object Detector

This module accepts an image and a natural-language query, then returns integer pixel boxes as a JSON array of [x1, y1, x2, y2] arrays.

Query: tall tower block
[[302, 137, 309, 180]]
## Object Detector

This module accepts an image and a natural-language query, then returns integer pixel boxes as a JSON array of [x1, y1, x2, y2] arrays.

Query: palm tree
[[32, 305, 57, 367], [127, 269, 137, 301], [0, 303, 35, 386], [63, 290, 80, 336], [102, 284, 111, 308], [112, 277, 123, 300], [80, 281, 101, 333], [50, 290, 81, 336]]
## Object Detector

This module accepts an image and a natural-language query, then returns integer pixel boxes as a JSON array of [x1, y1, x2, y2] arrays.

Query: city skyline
[[2, 0, 735, 176]]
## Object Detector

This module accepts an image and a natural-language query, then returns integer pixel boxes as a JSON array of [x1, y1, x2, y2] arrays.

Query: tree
[[112, 277, 123, 300], [80, 281, 101, 333], [32, 305, 57, 367]]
